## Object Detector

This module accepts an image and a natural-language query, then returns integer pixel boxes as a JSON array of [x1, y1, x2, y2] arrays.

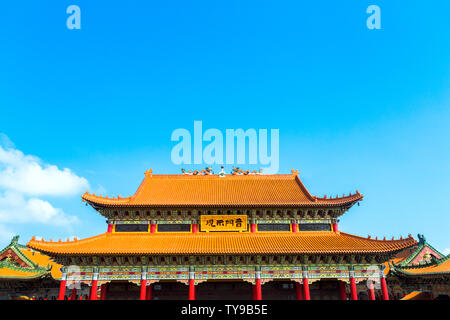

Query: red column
[[146, 284, 152, 300], [250, 223, 256, 233], [140, 280, 147, 300], [150, 223, 156, 233], [380, 272, 389, 300], [189, 270, 196, 300], [57, 273, 67, 300], [302, 270, 310, 300], [339, 281, 347, 300], [368, 280, 376, 300], [107, 223, 113, 233], [296, 282, 304, 300], [332, 222, 338, 232], [255, 270, 262, 300], [70, 288, 77, 300], [100, 283, 108, 300], [140, 269, 148, 300], [291, 223, 298, 233], [90, 273, 99, 300], [192, 223, 198, 233], [349, 271, 358, 300]]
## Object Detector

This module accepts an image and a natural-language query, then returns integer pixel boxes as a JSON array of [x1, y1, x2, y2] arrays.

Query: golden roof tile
[[27, 232, 416, 256], [0, 267, 47, 279], [0, 236, 62, 280], [395, 257, 450, 275], [82, 171, 363, 207]]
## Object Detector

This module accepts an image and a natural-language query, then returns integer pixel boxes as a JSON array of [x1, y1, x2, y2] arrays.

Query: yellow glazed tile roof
[[383, 247, 416, 275], [0, 236, 62, 280], [27, 232, 416, 256], [0, 267, 47, 279], [82, 171, 363, 207], [398, 257, 450, 275], [400, 291, 433, 300], [19, 247, 62, 279]]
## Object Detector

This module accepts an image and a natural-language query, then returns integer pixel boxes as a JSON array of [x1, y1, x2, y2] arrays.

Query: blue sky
[[0, 1, 449, 253]]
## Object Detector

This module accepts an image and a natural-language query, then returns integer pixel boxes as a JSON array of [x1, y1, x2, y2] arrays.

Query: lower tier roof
[[391, 256, 450, 276], [0, 266, 48, 280], [27, 232, 416, 256], [401, 291, 434, 300], [0, 236, 62, 280]]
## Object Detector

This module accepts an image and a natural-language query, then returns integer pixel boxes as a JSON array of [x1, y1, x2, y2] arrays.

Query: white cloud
[[442, 248, 450, 256], [0, 190, 79, 227], [0, 191, 79, 226], [0, 145, 89, 196], [0, 134, 87, 230]]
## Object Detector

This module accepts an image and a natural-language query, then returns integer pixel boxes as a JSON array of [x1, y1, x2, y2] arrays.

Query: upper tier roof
[[82, 170, 363, 208], [27, 232, 415, 256]]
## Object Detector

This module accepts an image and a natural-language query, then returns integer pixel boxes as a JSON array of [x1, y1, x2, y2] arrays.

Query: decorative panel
[[257, 224, 290, 232]]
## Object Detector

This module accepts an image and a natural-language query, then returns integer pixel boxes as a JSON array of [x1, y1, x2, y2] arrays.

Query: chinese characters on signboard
[[200, 215, 248, 232]]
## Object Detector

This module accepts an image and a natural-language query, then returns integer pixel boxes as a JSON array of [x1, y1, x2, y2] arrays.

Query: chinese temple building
[[27, 169, 418, 300], [386, 235, 450, 300], [0, 236, 61, 300]]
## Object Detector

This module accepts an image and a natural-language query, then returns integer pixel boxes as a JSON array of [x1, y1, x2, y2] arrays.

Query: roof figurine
[[81, 169, 364, 208]]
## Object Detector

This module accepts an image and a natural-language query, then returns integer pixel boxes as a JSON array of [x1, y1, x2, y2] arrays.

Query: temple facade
[[386, 235, 450, 300], [0, 236, 61, 300], [27, 168, 418, 300]]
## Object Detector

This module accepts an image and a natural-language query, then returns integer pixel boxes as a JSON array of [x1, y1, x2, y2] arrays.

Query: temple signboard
[[200, 215, 247, 232]]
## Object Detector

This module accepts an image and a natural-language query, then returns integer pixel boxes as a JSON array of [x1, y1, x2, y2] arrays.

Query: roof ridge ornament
[[218, 166, 226, 177], [417, 234, 426, 244], [290, 169, 299, 175], [10, 235, 19, 246], [231, 167, 262, 175], [145, 169, 153, 177], [182, 167, 213, 175]]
